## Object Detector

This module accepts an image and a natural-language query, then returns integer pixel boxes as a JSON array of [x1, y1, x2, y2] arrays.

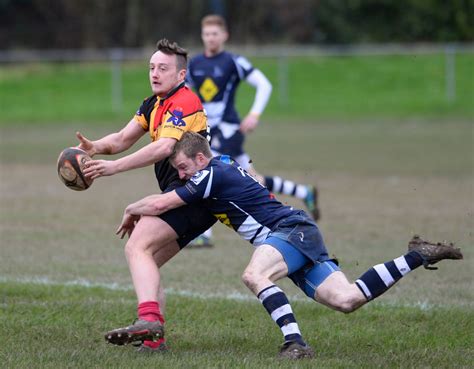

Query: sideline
[[0, 275, 454, 311]]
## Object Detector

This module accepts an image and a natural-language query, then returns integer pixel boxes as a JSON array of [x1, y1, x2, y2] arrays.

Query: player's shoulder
[[136, 95, 157, 115], [140, 94, 157, 107], [170, 86, 203, 112], [228, 52, 253, 70]]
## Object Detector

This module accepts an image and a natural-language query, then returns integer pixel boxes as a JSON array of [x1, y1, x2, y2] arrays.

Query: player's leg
[[242, 243, 314, 359], [307, 236, 463, 313], [263, 175, 320, 221], [105, 216, 179, 347]]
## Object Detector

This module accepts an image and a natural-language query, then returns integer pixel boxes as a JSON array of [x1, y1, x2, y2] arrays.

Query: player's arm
[[240, 69, 272, 134], [83, 137, 177, 180], [116, 191, 186, 238], [76, 118, 145, 157]]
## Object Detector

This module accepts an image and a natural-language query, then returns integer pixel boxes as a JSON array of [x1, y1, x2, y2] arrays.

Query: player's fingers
[[75, 131, 87, 143]]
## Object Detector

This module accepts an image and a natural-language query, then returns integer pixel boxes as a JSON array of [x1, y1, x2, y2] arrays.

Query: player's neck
[[205, 47, 225, 57]]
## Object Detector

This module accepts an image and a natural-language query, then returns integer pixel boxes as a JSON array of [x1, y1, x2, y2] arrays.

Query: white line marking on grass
[[0, 275, 460, 310]]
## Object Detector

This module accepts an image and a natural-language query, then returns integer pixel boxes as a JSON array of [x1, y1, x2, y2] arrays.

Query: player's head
[[201, 14, 228, 56], [149, 38, 188, 97], [171, 132, 213, 180]]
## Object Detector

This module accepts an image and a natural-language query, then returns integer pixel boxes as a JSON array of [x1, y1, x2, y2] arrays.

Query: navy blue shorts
[[265, 210, 340, 298], [268, 210, 329, 264], [210, 126, 245, 157], [158, 203, 217, 248]]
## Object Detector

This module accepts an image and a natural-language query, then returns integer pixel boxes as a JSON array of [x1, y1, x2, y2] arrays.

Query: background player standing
[[186, 14, 320, 247]]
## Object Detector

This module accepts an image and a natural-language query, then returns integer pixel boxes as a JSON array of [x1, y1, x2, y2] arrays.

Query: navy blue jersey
[[187, 51, 254, 128], [175, 156, 296, 245]]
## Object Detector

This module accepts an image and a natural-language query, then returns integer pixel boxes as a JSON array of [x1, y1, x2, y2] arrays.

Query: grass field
[[0, 118, 472, 368], [0, 53, 473, 124]]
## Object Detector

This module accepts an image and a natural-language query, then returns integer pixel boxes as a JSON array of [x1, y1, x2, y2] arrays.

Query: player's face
[[149, 51, 186, 97], [201, 25, 228, 55], [173, 152, 206, 180]]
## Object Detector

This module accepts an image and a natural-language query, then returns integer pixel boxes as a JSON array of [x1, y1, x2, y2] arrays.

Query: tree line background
[[1, 0, 473, 50]]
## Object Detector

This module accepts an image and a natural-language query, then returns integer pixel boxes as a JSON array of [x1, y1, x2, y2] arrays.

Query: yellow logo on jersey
[[214, 213, 232, 228], [200, 78, 219, 102]]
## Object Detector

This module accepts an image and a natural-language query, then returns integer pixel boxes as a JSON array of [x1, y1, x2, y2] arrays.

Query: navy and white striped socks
[[355, 251, 423, 300], [257, 285, 306, 345], [264, 176, 309, 200]]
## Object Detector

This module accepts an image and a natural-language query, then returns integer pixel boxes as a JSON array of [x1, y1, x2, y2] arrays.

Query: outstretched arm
[[116, 191, 186, 238], [240, 69, 272, 134], [76, 118, 145, 157], [83, 137, 177, 179]]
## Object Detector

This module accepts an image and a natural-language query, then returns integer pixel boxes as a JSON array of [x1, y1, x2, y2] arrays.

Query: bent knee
[[330, 293, 363, 313], [241, 269, 258, 290]]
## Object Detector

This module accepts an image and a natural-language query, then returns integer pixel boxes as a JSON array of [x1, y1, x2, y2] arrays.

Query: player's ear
[[178, 68, 187, 80]]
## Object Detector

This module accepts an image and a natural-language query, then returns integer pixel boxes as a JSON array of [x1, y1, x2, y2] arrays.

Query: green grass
[[0, 117, 473, 367], [1, 282, 473, 369], [0, 53, 472, 124]]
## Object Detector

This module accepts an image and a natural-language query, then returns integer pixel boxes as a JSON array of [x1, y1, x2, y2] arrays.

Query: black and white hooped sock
[[355, 251, 423, 301], [264, 176, 308, 200], [257, 285, 306, 345]]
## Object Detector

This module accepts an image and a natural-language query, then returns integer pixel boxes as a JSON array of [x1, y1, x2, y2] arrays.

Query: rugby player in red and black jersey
[[75, 39, 216, 352]]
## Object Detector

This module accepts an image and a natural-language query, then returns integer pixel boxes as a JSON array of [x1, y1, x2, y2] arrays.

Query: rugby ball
[[57, 147, 93, 191]]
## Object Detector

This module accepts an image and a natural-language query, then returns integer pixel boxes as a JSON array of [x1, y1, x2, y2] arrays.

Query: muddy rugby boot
[[278, 341, 315, 359], [408, 235, 463, 270], [105, 319, 164, 346]]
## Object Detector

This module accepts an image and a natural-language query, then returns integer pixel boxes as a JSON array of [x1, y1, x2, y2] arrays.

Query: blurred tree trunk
[[124, 0, 141, 47]]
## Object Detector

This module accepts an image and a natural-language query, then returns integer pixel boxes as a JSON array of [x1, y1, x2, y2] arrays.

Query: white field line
[[0, 275, 466, 310]]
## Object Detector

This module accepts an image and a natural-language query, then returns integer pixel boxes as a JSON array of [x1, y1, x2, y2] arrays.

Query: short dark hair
[[156, 38, 188, 71], [171, 132, 213, 162]]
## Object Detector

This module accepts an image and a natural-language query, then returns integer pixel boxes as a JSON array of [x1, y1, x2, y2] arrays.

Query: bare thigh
[[127, 215, 179, 255], [315, 271, 366, 313]]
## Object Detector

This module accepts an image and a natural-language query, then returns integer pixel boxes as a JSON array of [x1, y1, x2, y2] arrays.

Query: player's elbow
[[150, 200, 169, 215]]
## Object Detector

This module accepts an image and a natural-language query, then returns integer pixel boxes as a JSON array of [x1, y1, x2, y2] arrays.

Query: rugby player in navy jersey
[[113, 132, 463, 359], [186, 14, 320, 247]]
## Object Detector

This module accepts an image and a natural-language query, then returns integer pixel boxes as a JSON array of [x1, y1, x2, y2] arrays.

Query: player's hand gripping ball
[[57, 147, 93, 191]]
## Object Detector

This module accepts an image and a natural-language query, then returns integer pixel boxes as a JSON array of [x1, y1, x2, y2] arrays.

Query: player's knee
[[331, 293, 361, 314], [124, 239, 148, 259], [241, 268, 259, 291]]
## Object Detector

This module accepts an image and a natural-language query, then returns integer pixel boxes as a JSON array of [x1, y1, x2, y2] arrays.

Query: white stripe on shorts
[[373, 263, 395, 287], [394, 256, 411, 276]]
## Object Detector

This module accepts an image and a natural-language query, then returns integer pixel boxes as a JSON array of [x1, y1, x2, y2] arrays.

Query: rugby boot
[[278, 341, 315, 359], [104, 319, 164, 346], [188, 234, 214, 248], [135, 338, 169, 353], [304, 185, 320, 221], [408, 235, 463, 270]]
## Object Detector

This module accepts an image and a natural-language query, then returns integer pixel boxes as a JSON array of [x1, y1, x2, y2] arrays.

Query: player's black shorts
[[158, 203, 217, 248]]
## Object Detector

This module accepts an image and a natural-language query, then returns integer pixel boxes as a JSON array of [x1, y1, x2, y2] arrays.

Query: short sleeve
[[175, 167, 214, 203], [233, 55, 254, 80], [134, 97, 153, 130]]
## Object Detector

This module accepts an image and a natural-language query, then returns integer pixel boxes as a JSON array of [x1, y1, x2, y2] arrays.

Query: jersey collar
[[158, 81, 185, 103]]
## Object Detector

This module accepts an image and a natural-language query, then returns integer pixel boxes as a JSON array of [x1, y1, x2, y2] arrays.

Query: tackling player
[[109, 132, 463, 359], [76, 39, 217, 352], [186, 14, 320, 247]]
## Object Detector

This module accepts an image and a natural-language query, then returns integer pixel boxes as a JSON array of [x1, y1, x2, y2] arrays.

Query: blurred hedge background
[[1, 0, 472, 50]]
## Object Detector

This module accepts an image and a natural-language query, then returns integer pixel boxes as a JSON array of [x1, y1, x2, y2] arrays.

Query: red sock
[[137, 301, 165, 323], [138, 301, 166, 349]]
